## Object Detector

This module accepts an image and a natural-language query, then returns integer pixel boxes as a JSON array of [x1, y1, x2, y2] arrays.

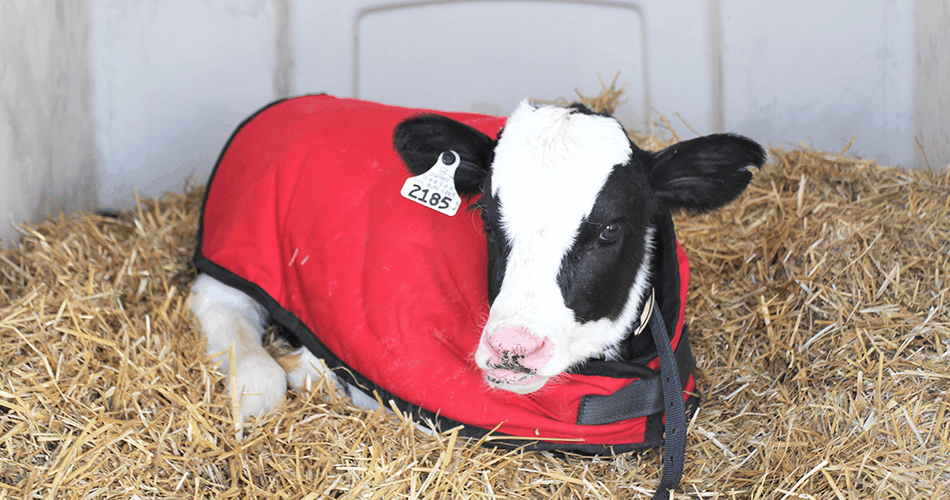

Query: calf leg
[[189, 274, 287, 419], [279, 347, 382, 411], [190, 274, 382, 418]]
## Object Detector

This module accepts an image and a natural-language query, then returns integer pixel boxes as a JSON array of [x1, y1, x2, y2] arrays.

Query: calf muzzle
[[481, 326, 554, 392]]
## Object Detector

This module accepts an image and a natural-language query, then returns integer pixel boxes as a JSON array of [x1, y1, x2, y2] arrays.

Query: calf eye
[[598, 222, 622, 244]]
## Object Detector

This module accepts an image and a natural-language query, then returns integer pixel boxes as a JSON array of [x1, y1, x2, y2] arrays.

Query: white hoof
[[280, 347, 381, 411], [280, 347, 332, 390], [231, 351, 287, 419]]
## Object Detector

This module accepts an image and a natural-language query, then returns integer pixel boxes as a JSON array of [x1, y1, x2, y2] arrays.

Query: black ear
[[649, 133, 766, 212], [393, 114, 496, 195]]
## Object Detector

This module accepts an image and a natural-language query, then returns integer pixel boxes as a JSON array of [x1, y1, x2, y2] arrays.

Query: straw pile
[[1, 92, 948, 499]]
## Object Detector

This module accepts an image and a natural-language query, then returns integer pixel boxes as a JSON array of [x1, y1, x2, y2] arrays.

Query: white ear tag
[[633, 289, 655, 336], [400, 151, 463, 216]]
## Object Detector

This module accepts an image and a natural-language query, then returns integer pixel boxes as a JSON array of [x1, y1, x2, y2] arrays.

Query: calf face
[[395, 102, 765, 394]]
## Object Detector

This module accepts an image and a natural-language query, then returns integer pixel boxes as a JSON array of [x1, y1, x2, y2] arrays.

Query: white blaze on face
[[476, 101, 650, 393]]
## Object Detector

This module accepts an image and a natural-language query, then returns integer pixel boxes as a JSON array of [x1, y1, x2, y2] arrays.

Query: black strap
[[573, 302, 690, 499], [575, 326, 695, 425], [649, 300, 687, 500]]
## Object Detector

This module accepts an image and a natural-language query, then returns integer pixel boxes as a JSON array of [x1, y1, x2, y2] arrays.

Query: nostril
[[486, 326, 552, 370]]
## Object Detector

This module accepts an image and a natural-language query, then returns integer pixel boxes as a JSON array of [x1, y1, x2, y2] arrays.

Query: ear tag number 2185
[[400, 151, 462, 216]]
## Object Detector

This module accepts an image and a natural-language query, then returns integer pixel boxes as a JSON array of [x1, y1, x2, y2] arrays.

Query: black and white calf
[[189, 100, 765, 418]]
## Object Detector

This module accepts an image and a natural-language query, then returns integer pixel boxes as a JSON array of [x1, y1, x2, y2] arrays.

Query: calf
[[189, 98, 765, 420], [394, 101, 764, 394]]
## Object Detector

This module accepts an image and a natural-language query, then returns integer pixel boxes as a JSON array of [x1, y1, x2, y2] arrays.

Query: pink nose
[[485, 326, 553, 371]]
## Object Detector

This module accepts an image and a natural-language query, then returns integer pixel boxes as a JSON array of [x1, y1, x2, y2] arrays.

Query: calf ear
[[393, 114, 495, 195], [649, 133, 766, 212]]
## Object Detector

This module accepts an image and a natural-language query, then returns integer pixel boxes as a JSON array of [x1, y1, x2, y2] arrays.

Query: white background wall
[[90, 0, 280, 207], [1, 1, 97, 243], [2, 0, 948, 247], [914, 0, 950, 170], [722, 0, 917, 166]]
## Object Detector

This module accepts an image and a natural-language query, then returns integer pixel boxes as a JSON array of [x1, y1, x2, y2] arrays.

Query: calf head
[[395, 102, 765, 394]]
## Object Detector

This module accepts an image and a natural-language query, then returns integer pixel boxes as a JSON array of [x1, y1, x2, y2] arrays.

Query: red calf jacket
[[195, 95, 697, 454]]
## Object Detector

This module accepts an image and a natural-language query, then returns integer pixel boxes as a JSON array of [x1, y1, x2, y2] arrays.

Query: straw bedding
[[1, 90, 948, 499]]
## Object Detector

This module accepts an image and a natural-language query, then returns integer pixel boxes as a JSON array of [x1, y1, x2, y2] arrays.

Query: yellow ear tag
[[400, 151, 463, 216]]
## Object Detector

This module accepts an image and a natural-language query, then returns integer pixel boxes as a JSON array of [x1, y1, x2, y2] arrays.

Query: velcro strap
[[575, 325, 695, 426]]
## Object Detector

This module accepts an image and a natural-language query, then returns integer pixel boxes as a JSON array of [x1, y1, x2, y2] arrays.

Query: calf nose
[[485, 326, 553, 371]]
